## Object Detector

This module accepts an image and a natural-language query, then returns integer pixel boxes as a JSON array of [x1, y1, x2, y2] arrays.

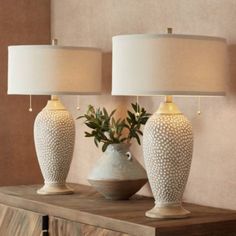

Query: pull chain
[[29, 95, 32, 112], [197, 97, 201, 115], [76, 96, 80, 110]]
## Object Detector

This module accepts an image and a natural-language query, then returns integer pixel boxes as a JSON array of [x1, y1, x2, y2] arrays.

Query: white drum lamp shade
[[112, 34, 228, 218], [8, 45, 102, 195], [8, 45, 101, 95], [112, 34, 227, 96]]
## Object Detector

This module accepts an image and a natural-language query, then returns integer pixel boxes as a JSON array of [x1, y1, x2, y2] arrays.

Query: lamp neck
[[165, 95, 173, 103], [156, 96, 181, 115], [51, 95, 59, 100], [44, 96, 66, 110]]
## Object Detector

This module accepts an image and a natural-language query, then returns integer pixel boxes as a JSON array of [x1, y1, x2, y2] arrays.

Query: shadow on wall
[[228, 45, 236, 95], [102, 52, 112, 94]]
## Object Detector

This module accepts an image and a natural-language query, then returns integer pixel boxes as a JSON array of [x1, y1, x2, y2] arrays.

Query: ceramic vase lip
[[106, 143, 131, 153]]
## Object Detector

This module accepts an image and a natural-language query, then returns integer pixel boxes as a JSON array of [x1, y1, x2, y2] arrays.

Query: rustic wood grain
[[50, 216, 130, 236], [0, 204, 42, 236], [0, 184, 236, 236], [155, 220, 236, 236]]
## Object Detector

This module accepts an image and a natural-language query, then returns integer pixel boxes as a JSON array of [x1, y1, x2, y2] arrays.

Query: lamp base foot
[[37, 183, 73, 195], [145, 204, 190, 219]]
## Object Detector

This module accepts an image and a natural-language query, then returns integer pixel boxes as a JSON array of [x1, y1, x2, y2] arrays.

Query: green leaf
[[134, 132, 141, 145], [131, 103, 137, 112], [102, 143, 109, 152], [94, 138, 99, 147], [109, 109, 116, 118], [76, 115, 85, 120], [88, 105, 95, 114], [137, 130, 143, 135], [128, 110, 136, 121], [85, 122, 98, 129], [120, 137, 127, 142], [85, 132, 93, 137], [103, 108, 108, 117]]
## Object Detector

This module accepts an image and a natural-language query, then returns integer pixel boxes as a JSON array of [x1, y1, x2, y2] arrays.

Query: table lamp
[[112, 31, 228, 218], [8, 41, 102, 195]]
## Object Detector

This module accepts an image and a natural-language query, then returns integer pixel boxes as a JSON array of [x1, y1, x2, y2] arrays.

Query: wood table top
[[0, 184, 235, 236]]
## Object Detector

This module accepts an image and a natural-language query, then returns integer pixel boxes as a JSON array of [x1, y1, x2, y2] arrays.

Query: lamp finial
[[52, 38, 58, 46], [167, 28, 173, 34]]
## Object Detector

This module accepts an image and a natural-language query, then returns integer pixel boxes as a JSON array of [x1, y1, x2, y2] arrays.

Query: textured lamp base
[[146, 204, 190, 219], [37, 183, 73, 195], [143, 96, 193, 219], [34, 96, 75, 196]]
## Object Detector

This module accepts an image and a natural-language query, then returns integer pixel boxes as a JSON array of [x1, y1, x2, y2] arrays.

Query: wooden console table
[[0, 184, 235, 236]]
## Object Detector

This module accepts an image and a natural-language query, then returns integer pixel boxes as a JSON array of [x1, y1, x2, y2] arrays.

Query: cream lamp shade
[[112, 34, 227, 96], [8, 45, 102, 95]]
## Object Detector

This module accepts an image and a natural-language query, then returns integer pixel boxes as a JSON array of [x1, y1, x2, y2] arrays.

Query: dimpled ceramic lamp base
[[37, 183, 73, 195], [145, 203, 190, 219], [34, 97, 75, 195], [143, 96, 193, 218]]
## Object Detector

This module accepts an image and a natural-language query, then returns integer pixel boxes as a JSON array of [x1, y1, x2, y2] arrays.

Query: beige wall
[[0, 0, 50, 185], [51, 0, 236, 210]]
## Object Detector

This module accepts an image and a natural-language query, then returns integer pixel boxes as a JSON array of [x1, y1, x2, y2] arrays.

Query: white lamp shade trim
[[8, 45, 102, 95], [112, 34, 228, 96]]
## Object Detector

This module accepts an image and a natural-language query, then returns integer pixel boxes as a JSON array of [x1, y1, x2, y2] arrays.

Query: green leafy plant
[[77, 103, 151, 152]]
